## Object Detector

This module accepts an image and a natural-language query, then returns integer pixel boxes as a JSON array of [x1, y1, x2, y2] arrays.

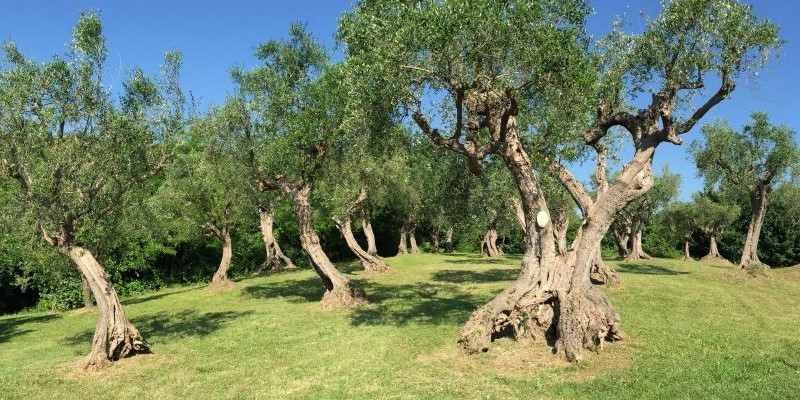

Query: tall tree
[[233, 24, 367, 309], [341, 0, 781, 361], [692, 112, 800, 269], [0, 13, 183, 369]]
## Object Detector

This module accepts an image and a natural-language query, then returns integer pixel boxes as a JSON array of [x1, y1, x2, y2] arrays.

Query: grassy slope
[[0, 254, 798, 399]]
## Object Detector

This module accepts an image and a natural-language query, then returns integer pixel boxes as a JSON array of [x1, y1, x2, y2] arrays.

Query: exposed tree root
[[320, 283, 368, 310]]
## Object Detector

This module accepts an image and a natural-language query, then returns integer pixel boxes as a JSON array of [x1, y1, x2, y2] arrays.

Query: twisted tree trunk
[[456, 118, 648, 361], [482, 219, 501, 257], [80, 274, 94, 309], [612, 224, 631, 260], [409, 224, 421, 254], [683, 238, 692, 261], [740, 185, 770, 269], [625, 228, 651, 261], [334, 215, 388, 273], [65, 245, 149, 370], [397, 223, 408, 255], [257, 206, 297, 273], [360, 207, 378, 257], [295, 183, 367, 309], [444, 227, 454, 253], [430, 229, 440, 253], [209, 229, 234, 290], [701, 232, 730, 263]]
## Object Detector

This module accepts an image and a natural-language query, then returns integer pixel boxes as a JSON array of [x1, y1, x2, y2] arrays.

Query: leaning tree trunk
[[257, 206, 297, 273], [625, 228, 651, 261], [65, 245, 149, 370], [683, 239, 692, 261], [740, 186, 770, 269], [409, 225, 421, 254], [80, 274, 94, 309], [334, 215, 389, 273], [430, 229, 440, 253], [294, 183, 367, 309], [444, 227, 454, 253], [701, 232, 729, 263], [456, 119, 649, 361], [360, 207, 379, 257], [209, 229, 234, 290]]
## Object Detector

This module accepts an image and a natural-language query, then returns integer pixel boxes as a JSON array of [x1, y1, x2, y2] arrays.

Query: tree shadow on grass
[[349, 281, 488, 327], [0, 314, 61, 343], [61, 309, 255, 348], [431, 268, 518, 284], [123, 285, 204, 306], [443, 257, 516, 265], [240, 276, 324, 303], [616, 262, 689, 276]]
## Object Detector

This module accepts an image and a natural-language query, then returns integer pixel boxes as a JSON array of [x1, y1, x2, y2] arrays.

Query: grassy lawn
[[1, 254, 798, 399]]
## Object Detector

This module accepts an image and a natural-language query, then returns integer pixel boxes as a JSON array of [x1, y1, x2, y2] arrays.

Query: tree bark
[[701, 232, 730, 263], [591, 247, 620, 285], [334, 215, 389, 273], [455, 117, 648, 361], [256, 206, 297, 273], [625, 227, 651, 261], [80, 274, 94, 309], [482, 219, 501, 257], [397, 224, 408, 255], [360, 207, 378, 257], [430, 229, 440, 253], [552, 212, 569, 256], [612, 224, 631, 260], [409, 224, 421, 254], [294, 183, 367, 309], [739, 185, 770, 269], [683, 239, 692, 261], [209, 229, 234, 290], [66, 246, 149, 370], [444, 227, 454, 253]]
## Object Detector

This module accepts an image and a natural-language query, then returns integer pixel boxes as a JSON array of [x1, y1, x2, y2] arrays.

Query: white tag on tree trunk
[[536, 210, 550, 228]]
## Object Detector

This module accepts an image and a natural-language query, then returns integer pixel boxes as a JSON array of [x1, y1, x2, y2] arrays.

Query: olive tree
[[233, 24, 368, 309], [692, 192, 739, 263], [660, 201, 699, 261], [692, 112, 799, 269], [0, 13, 183, 369], [340, 0, 781, 361]]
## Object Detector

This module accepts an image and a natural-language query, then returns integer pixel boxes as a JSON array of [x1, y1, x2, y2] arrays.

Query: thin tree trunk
[[334, 215, 388, 273], [294, 183, 367, 309], [740, 186, 770, 268], [625, 227, 651, 261], [409, 224, 421, 254], [430, 229, 440, 253], [683, 239, 692, 261], [65, 245, 149, 370], [256, 206, 297, 273], [209, 229, 234, 290], [80, 274, 93, 309], [456, 117, 646, 361], [444, 227, 454, 253], [360, 207, 378, 257]]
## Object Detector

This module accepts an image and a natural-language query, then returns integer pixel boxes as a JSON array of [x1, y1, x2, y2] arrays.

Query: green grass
[[1, 254, 799, 399]]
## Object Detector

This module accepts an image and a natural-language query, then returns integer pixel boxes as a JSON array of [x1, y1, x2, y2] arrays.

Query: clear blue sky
[[2, 1, 798, 198]]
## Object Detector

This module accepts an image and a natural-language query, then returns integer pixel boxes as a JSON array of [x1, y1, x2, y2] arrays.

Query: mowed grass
[[1, 254, 799, 399]]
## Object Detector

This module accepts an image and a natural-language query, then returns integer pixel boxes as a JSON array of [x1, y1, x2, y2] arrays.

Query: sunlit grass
[[1, 253, 798, 399]]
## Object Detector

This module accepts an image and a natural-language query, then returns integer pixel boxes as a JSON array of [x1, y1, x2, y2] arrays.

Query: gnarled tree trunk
[[409, 224, 421, 254], [334, 215, 388, 273], [612, 224, 631, 260], [257, 206, 297, 273], [444, 227, 454, 253], [481, 217, 502, 257], [397, 224, 408, 255], [65, 246, 149, 370], [430, 229, 440, 253], [552, 212, 569, 256], [456, 118, 648, 361], [360, 207, 378, 257], [591, 247, 620, 285], [625, 228, 651, 261], [80, 274, 94, 309], [209, 229, 234, 290], [701, 232, 729, 263], [740, 185, 770, 269], [295, 183, 367, 309], [683, 238, 692, 261]]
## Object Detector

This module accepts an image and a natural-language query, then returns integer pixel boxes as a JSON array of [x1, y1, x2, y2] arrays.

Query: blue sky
[[2, 1, 798, 198]]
